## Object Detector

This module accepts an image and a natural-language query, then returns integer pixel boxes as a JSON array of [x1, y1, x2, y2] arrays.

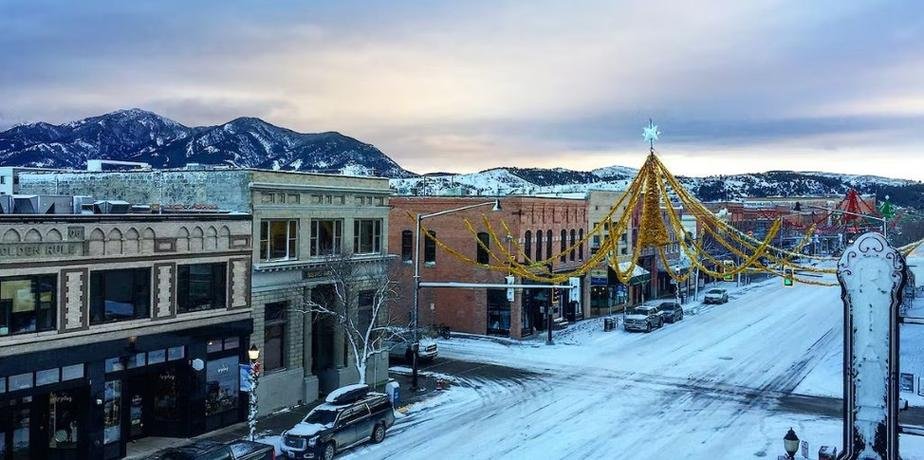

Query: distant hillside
[[0, 108, 415, 177]]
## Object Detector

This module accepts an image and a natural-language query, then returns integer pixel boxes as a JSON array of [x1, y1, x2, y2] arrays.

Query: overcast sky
[[2, 1, 924, 179]]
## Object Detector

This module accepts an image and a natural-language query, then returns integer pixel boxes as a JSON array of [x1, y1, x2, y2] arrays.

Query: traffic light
[[552, 288, 560, 304], [783, 268, 795, 287]]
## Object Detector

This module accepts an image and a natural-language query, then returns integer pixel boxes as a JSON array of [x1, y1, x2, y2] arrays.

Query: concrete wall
[[20, 170, 253, 212]]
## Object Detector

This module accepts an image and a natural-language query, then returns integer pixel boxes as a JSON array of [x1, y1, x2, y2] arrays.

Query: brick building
[[389, 196, 587, 339]]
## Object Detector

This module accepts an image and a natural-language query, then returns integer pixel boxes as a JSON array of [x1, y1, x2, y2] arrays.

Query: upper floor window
[[263, 301, 288, 372], [535, 230, 543, 261], [560, 230, 567, 262], [523, 231, 532, 262], [90, 268, 150, 325], [354, 219, 382, 254], [310, 219, 342, 257], [401, 230, 413, 262], [260, 220, 297, 261], [546, 230, 552, 262], [476, 232, 490, 264], [569, 229, 576, 261], [424, 230, 437, 264], [578, 229, 585, 261], [0, 274, 56, 336], [177, 263, 227, 313]]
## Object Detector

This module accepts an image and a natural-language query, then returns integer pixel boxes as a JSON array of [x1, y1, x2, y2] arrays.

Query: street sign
[[568, 277, 580, 302], [505, 275, 515, 302]]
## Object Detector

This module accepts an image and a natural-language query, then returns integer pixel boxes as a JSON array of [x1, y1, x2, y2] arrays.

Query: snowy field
[[338, 275, 924, 460]]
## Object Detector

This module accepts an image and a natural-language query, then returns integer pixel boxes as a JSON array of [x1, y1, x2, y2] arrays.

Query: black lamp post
[[783, 427, 799, 459]]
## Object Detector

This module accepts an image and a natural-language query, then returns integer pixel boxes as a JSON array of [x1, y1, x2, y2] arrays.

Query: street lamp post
[[247, 344, 261, 441], [412, 199, 501, 391], [783, 427, 799, 459]]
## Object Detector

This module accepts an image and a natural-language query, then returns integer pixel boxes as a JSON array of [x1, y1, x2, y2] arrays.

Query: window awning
[[617, 261, 651, 286]]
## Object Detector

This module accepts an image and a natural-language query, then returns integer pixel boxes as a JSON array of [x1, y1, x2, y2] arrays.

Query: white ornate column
[[837, 232, 905, 460]]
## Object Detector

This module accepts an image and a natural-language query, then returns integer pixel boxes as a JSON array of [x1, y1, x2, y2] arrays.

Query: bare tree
[[293, 252, 403, 385]]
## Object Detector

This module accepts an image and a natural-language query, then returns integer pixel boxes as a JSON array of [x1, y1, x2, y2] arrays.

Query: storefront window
[[104, 358, 125, 373], [0, 274, 57, 336], [486, 289, 510, 335], [167, 346, 185, 361], [48, 391, 79, 450], [35, 368, 59, 386], [127, 352, 146, 369], [148, 349, 166, 365], [207, 338, 224, 354], [61, 364, 84, 381], [205, 356, 239, 416], [177, 263, 227, 313], [90, 268, 151, 324], [8, 374, 31, 392], [11, 402, 29, 460], [103, 381, 121, 444]]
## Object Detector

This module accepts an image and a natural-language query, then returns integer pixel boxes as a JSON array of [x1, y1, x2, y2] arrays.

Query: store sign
[[590, 277, 608, 286], [0, 241, 83, 259]]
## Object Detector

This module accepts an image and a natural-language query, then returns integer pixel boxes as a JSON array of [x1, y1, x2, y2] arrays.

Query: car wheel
[[322, 442, 336, 460], [646, 322, 652, 333], [371, 423, 386, 443]]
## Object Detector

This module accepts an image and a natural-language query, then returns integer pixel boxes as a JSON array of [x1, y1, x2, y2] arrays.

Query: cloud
[[1, 0, 923, 179]]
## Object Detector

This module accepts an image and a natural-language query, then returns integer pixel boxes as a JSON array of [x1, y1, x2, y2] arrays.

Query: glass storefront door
[[0, 398, 31, 460]]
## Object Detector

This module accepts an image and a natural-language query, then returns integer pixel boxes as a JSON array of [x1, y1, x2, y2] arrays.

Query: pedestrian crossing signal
[[783, 268, 795, 287]]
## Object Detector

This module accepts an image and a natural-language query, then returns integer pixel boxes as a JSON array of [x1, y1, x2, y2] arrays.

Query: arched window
[[535, 230, 543, 261], [578, 228, 585, 261], [401, 230, 413, 262], [560, 229, 567, 262], [546, 230, 552, 263], [524, 231, 532, 261], [570, 229, 577, 261], [476, 232, 490, 264], [424, 231, 437, 264]]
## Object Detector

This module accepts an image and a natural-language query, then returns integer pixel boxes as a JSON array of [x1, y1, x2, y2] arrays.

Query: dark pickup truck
[[154, 439, 275, 460]]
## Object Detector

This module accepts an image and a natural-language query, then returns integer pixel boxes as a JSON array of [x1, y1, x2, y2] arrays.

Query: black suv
[[154, 440, 275, 460], [658, 301, 684, 323], [281, 384, 395, 460]]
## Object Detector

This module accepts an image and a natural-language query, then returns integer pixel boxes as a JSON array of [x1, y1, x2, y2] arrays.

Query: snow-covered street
[[341, 278, 924, 460]]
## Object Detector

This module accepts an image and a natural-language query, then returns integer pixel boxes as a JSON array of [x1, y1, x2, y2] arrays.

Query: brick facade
[[389, 196, 587, 339]]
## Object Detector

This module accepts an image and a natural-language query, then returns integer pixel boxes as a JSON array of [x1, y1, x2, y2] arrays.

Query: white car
[[623, 305, 664, 332], [704, 288, 729, 304]]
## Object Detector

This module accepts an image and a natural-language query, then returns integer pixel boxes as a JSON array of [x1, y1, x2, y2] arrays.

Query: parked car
[[385, 333, 438, 363], [623, 304, 664, 332], [658, 301, 684, 323], [155, 440, 275, 460], [281, 384, 396, 460], [704, 288, 729, 304]]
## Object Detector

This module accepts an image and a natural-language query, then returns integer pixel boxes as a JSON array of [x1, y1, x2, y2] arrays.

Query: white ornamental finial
[[642, 118, 661, 152]]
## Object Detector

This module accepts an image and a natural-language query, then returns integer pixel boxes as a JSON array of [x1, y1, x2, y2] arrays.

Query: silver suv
[[623, 304, 664, 332]]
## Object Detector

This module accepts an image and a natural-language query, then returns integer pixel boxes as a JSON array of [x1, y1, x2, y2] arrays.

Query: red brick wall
[[388, 196, 587, 338]]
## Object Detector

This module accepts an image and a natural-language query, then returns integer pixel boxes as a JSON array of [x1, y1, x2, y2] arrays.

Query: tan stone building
[[585, 190, 647, 315], [0, 200, 252, 459], [21, 168, 392, 414]]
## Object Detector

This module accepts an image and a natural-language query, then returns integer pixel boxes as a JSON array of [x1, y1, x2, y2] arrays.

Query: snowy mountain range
[[392, 167, 924, 209], [0, 108, 414, 177], [2, 109, 922, 209]]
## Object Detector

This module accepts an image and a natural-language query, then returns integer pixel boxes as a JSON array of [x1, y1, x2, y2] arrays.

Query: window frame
[[424, 230, 437, 264], [476, 232, 490, 264], [263, 301, 288, 373], [0, 273, 57, 336], [89, 268, 151, 325], [176, 262, 228, 314], [401, 230, 413, 262], [353, 219, 383, 255], [260, 219, 299, 261], [309, 219, 343, 257]]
